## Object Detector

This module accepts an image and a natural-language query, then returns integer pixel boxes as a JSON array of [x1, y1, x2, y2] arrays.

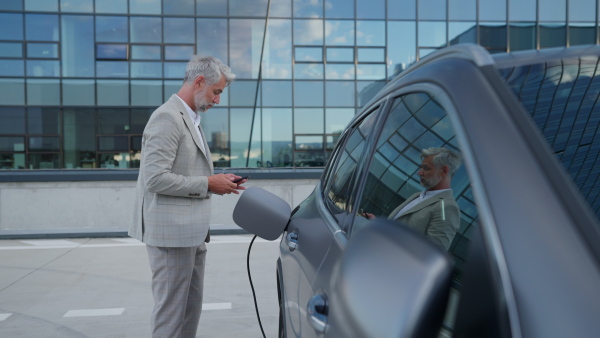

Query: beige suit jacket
[[388, 190, 460, 251], [129, 94, 213, 247]]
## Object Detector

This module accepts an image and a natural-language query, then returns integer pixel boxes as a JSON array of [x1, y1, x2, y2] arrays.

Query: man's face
[[418, 155, 443, 189], [194, 76, 227, 113]]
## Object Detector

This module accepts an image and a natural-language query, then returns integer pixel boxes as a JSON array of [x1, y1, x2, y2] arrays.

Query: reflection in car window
[[352, 92, 476, 276], [323, 109, 378, 224], [498, 56, 600, 221]]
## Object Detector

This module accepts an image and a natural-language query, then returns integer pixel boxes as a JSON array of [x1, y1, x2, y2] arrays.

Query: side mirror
[[232, 187, 291, 240], [328, 219, 452, 338]]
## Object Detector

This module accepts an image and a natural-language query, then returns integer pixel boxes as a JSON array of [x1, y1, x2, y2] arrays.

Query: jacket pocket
[[156, 195, 192, 206]]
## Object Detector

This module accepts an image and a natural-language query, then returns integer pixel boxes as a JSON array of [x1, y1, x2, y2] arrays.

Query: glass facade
[[0, 0, 598, 170]]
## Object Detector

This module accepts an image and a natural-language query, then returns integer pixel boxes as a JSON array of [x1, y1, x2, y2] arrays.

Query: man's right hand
[[207, 174, 240, 195]]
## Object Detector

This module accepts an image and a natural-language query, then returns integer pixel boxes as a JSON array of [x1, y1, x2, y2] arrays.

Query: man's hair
[[183, 55, 236, 87], [421, 147, 462, 176]]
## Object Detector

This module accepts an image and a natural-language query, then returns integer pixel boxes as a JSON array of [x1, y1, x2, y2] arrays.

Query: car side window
[[322, 108, 379, 225], [351, 91, 477, 278]]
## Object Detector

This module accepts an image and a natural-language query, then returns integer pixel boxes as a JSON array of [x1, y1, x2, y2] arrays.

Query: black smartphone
[[232, 176, 249, 183]]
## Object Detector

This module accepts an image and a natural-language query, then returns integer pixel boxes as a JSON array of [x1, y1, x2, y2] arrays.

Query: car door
[[279, 106, 380, 338]]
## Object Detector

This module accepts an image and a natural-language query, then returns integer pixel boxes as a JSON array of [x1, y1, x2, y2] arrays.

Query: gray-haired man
[[129, 55, 247, 337]]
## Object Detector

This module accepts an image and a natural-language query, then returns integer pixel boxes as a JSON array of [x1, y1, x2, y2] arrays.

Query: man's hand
[[207, 174, 248, 195]]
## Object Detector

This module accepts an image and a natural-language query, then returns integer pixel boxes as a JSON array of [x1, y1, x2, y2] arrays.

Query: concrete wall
[[0, 179, 318, 233]]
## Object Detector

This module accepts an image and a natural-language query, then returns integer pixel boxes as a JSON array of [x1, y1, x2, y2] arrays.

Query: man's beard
[[194, 89, 210, 113], [420, 171, 442, 189]]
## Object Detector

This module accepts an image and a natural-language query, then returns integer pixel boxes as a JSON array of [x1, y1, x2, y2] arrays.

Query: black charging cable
[[247, 234, 267, 338]]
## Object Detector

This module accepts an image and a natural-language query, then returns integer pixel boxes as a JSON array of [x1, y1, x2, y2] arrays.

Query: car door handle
[[285, 231, 298, 251], [307, 294, 328, 333]]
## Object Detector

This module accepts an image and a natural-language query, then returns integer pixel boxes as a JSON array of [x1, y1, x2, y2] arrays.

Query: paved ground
[[0, 235, 280, 338]]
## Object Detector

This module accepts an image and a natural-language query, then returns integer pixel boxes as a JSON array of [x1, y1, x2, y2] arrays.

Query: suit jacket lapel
[[171, 95, 213, 167]]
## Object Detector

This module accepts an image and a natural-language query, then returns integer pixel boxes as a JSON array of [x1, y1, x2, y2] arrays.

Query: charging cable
[[247, 235, 267, 338]]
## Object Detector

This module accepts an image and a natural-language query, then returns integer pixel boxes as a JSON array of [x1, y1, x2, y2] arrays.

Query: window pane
[[96, 61, 128, 77], [262, 81, 292, 106], [325, 0, 353, 19], [510, 23, 536, 52], [131, 80, 163, 106], [357, 80, 385, 107], [509, 0, 535, 21], [165, 45, 194, 60], [479, 23, 507, 52], [27, 43, 59, 58], [61, 15, 94, 77], [293, 0, 323, 18], [326, 81, 354, 106], [358, 48, 384, 62], [0, 0, 22, 10], [539, 0, 566, 21], [131, 108, 153, 134], [540, 24, 566, 48], [201, 107, 229, 166], [569, 24, 596, 46], [229, 80, 258, 106], [96, 44, 128, 60], [449, 22, 476, 45], [294, 108, 323, 133], [96, 16, 128, 43], [63, 108, 95, 169], [27, 108, 60, 134], [419, 0, 446, 20], [388, 0, 415, 20], [131, 17, 162, 43], [326, 64, 355, 79], [97, 80, 129, 106], [357, 64, 386, 80], [131, 45, 161, 60], [27, 79, 60, 105], [271, 0, 291, 17], [325, 20, 354, 46], [163, 0, 195, 15], [294, 19, 323, 45], [0, 60, 24, 77], [388, 21, 416, 76], [229, 0, 269, 16], [0, 137, 25, 152], [296, 47, 323, 62], [0, 14, 23, 40], [0, 79, 25, 105], [164, 62, 187, 78], [0, 42, 22, 58], [197, 18, 228, 65], [294, 63, 323, 79], [60, 0, 93, 12], [26, 14, 59, 41], [62, 79, 95, 106], [418, 21, 446, 48], [95, 0, 127, 14], [196, 0, 227, 16], [294, 81, 324, 107], [230, 19, 266, 79], [263, 19, 292, 79], [449, 0, 475, 20], [569, 0, 596, 21], [25, 0, 57, 11], [357, 0, 384, 19], [130, 0, 161, 14], [27, 60, 60, 77], [262, 108, 293, 167], [98, 136, 129, 151], [326, 108, 353, 134], [164, 18, 195, 43], [29, 136, 60, 152], [480, 0, 507, 21], [327, 47, 353, 62], [356, 21, 385, 46], [98, 108, 129, 134], [0, 107, 26, 134]]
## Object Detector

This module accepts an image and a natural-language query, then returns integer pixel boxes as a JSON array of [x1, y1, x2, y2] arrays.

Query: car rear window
[[497, 55, 600, 221]]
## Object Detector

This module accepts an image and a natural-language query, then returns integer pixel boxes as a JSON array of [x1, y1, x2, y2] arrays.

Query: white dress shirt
[[176, 94, 206, 154]]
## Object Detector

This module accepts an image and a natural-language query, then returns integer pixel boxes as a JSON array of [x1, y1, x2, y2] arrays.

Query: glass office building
[[0, 0, 598, 171]]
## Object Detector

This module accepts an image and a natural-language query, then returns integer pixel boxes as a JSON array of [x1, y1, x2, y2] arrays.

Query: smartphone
[[232, 176, 248, 183]]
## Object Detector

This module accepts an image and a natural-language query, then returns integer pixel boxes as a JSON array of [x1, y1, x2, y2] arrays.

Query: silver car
[[234, 44, 600, 338]]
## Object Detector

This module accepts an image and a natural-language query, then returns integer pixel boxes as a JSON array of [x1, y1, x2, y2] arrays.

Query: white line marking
[[21, 240, 79, 246], [64, 308, 125, 318], [203, 303, 232, 311], [112, 238, 142, 244], [0, 313, 12, 321]]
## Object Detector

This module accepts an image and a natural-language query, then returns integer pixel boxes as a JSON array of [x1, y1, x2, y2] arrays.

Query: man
[[129, 55, 246, 338], [388, 147, 461, 251]]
